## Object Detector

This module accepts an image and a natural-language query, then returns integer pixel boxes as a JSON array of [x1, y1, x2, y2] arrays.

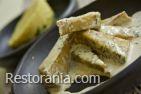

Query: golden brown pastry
[[71, 44, 107, 72], [57, 12, 101, 36], [9, 0, 54, 48], [74, 30, 130, 64], [102, 11, 132, 26], [100, 25, 135, 39]]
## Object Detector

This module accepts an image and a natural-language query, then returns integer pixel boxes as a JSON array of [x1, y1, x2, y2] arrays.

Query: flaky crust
[[57, 12, 101, 36]]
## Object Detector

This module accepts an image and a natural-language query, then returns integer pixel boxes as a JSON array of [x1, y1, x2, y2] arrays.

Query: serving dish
[[13, 0, 141, 94]]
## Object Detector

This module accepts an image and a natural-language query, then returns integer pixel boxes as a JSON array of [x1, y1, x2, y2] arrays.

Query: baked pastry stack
[[39, 11, 134, 94]]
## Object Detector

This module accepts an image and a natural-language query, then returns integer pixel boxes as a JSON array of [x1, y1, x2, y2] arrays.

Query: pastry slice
[[39, 34, 75, 90], [75, 30, 130, 64], [57, 12, 101, 36], [39, 34, 73, 75], [71, 44, 107, 72], [102, 11, 132, 26], [100, 25, 135, 39], [9, 0, 54, 48]]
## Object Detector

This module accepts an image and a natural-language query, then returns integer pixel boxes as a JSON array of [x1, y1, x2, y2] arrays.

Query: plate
[[13, 0, 141, 94]]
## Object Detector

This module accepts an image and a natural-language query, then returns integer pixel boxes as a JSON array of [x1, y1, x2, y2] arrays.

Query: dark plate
[[13, 0, 141, 94], [0, 0, 77, 59]]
